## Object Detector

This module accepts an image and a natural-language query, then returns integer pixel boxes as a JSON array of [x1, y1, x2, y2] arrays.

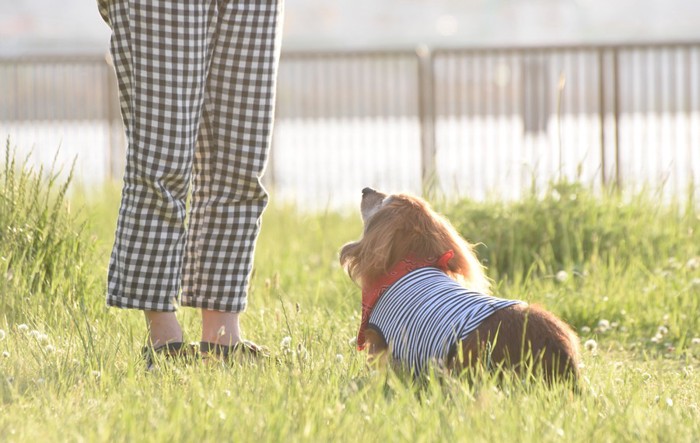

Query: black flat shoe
[[142, 342, 198, 370], [199, 340, 270, 362]]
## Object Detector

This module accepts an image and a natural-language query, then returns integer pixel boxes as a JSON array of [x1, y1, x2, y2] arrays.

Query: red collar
[[357, 250, 454, 350]]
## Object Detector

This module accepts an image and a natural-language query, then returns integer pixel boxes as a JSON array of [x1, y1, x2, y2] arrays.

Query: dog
[[340, 188, 581, 384]]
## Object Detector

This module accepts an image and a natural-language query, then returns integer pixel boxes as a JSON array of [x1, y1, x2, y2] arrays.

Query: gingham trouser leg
[[101, 0, 283, 312]]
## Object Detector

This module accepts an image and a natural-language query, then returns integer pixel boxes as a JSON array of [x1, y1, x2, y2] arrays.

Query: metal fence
[[1, 42, 699, 208]]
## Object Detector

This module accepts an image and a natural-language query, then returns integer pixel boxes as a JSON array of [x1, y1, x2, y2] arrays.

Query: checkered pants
[[98, 0, 284, 312]]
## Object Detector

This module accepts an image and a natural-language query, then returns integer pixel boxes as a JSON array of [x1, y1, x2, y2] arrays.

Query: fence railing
[[1, 42, 699, 208]]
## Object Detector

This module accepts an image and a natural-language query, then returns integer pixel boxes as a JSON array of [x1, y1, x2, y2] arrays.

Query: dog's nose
[[362, 187, 376, 197]]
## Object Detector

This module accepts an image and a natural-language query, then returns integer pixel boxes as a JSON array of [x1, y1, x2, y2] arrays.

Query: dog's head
[[340, 188, 490, 293]]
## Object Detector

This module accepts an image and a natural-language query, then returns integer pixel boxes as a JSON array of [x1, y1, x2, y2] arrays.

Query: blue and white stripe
[[368, 267, 523, 375]]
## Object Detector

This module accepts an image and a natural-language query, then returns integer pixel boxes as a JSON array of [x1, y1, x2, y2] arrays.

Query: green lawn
[[1, 147, 699, 442]]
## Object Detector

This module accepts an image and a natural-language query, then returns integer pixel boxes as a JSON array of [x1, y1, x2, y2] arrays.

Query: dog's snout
[[362, 187, 376, 197]]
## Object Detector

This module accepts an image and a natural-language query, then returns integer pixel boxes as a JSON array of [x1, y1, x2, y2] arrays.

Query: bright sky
[[1, 0, 700, 55]]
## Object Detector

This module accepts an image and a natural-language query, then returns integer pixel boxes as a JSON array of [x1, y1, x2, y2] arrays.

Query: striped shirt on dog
[[367, 267, 524, 375]]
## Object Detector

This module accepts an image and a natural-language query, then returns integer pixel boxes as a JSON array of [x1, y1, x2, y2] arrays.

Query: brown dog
[[340, 188, 581, 384]]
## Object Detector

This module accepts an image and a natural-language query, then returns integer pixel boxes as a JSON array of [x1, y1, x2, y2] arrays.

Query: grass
[[1, 145, 700, 442]]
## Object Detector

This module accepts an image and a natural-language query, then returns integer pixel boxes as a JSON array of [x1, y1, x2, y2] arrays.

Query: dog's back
[[452, 303, 581, 385]]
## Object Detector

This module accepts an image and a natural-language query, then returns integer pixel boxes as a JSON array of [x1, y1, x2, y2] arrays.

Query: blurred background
[[1, 0, 699, 208]]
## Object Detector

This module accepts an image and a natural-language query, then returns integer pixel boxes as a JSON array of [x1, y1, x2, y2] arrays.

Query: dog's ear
[[444, 237, 491, 294], [339, 241, 360, 280], [398, 195, 492, 294], [340, 206, 406, 284]]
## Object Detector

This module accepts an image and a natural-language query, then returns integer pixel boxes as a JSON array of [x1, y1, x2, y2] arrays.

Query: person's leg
[[201, 311, 241, 346], [144, 312, 182, 348], [181, 0, 285, 345], [101, 0, 215, 344]]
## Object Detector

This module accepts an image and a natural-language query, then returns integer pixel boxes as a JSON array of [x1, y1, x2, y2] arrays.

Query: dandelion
[[584, 339, 597, 353], [280, 336, 292, 349], [0, 329, 5, 341], [2, 351, 9, 358], [597, 319, 610, 333], [691, 337, 700, 345], [335, 354, 344, 363], [580, 326, 591, 334], [29, 330, 41, 339], [17, 324, 29, 332], [555, 270, 568, 283], [657, 326, 669, 336], [686, 257, 700, 271], [666, 398, 674, 407], [650, 333, 663, 343], [45, 345, 56, 353]]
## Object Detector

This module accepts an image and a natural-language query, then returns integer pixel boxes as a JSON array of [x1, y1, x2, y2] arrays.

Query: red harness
[[357, 250, 454, 350]]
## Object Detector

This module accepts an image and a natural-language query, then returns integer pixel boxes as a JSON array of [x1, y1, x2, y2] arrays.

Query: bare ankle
[[144, 311, 182, 348], [201, 310, 241, 346]]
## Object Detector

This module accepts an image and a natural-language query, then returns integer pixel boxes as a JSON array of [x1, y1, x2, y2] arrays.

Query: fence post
[[611, 48, 622, 190], [597, 49, 607, 188], [416, 45, 437, 199]]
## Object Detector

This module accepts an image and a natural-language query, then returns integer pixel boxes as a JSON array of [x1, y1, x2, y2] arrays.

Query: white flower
[[91, 371, 101, 379], [0, 329, 5, 340], [30, 330, 41, 339], [45, 345, 56, 353], [666, 398, 674, 407], [650, 333, 663, 343], [280, 336, 292, 349], [2, 351, 9, 358], [691, 337, 700, 345], [580, 326, 591, 334], [597, 319, 610, 332], [657, 326, 669, 336], [336, 354, 344, 363], [686, 257, 700, 270], [584, 339, 598, 353], [556, 271, 569, 283], [17, 324, 29, 332]]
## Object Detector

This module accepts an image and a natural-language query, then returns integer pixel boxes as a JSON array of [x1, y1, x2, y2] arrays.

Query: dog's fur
[[340, 188, 581, 384]]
